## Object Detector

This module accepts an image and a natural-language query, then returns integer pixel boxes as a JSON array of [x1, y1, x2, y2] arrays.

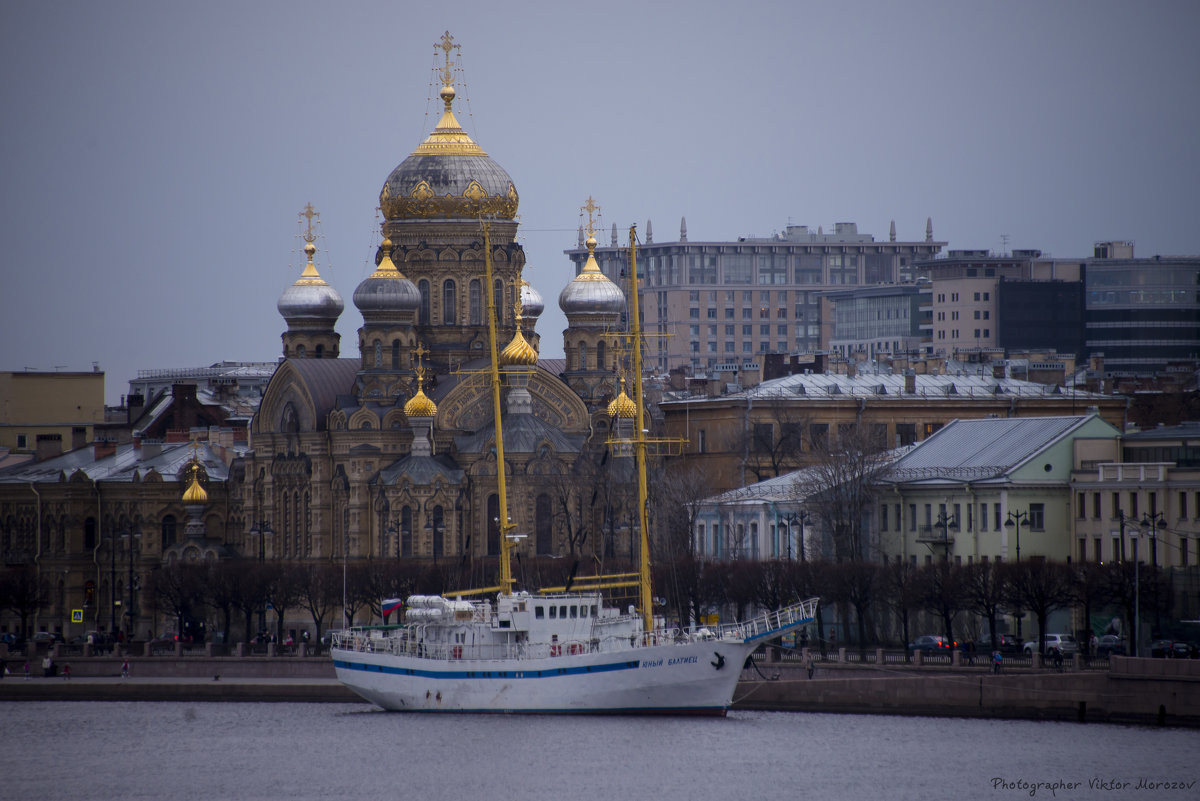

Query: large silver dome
[[559, 236, 625, 317], [353, 241, 421, 321], [278, 241, 344, 322]]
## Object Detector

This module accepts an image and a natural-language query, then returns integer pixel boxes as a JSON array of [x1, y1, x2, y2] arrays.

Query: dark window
[[1029, 503, 1045, 531]]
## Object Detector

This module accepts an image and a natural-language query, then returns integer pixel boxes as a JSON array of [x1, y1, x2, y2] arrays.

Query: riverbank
[[3, 653, 1196, 726]]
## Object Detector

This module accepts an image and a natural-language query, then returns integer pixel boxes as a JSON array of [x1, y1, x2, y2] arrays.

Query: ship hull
[[332, 638, 758, 714]]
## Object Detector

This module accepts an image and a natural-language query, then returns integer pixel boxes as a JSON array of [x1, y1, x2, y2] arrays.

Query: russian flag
[[382, 598, 404, 617]]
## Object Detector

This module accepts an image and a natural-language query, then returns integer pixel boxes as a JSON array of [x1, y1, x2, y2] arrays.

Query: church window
[[315, 344, 324, 358], [374, 340, 383, 368], [418, 280, 431, 325], [579, 342, 588, 370], [84, 517, 96, 550], [400, 506, 412, 558], [161, 515, 176, 549], [391, 340, 400, 369], [536, 494, 552, 555], [596, 341, 607, 372], [493, 279, 503, 326], [469, 279, 482, 325], [487, 495, 500, 556], [296, 344, 306, 358], [432, 506, 444, 558], [443, 280, 457, 325]]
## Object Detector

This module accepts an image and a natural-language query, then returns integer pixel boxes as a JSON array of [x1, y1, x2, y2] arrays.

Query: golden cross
[[436, 31, 459, 88], [414, 341, 429, 368], [580, 196, 600, 238], [300, 202, 319, 244]]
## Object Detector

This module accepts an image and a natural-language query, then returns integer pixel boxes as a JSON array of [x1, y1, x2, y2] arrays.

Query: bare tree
[[0, 565, 49, 642], [803, 422, 890, 562], [1003, 560, 1076, 656], [742, 403, 809, 483], [880, 560, 922, 656], [649, 461, 712, 629], [918, 561, 968, 654], [962, 561, 1008, 652], [294, 561, 342, 643]]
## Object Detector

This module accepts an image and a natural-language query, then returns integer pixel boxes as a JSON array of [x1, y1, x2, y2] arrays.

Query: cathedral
[[247, 32, 633, 570], [0, 33, 642, 640]]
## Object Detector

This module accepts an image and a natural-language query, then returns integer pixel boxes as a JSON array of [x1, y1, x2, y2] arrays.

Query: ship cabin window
[[559, 605, 567, 618], [580, 606, 588, 619], [535, 606, 544, 619], [591, 605, 598, 617], [570, 606, 578, 618], [549, 606, 557, 619]]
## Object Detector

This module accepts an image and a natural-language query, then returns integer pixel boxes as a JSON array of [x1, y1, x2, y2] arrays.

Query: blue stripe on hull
[[333, 657, 641, 680]]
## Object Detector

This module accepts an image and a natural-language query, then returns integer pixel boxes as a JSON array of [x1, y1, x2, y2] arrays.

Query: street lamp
[[121, 528, 141, 640], [1005, 509, 1028, 638], [107, 530, 119, 636], [1142, 511, 1165, 641], [425, 512, 444, 565], [249, 518, 272, 635], [781, 510, 809, 562], [934, 511, 959, 558]]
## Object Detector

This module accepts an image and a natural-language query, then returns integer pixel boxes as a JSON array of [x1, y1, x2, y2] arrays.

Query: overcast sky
[[2, 0, 1197, 405]]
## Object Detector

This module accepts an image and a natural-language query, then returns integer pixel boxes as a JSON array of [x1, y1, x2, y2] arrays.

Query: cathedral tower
[[278, 203, 343, 359]]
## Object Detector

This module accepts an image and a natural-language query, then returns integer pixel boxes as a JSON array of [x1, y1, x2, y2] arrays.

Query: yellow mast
[[482, 220, 515, 595], [628, 225, 654, 632]]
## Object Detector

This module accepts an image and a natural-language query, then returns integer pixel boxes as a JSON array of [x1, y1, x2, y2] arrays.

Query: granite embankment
[[735, 655, 1200, 726], [2, 651, 1196, 725]]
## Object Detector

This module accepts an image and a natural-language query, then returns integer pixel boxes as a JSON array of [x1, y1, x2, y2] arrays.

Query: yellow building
[[0, 370, 105, 457]]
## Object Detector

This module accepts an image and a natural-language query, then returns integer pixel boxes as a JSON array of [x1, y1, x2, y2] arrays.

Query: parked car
[[1094, 635, 1126, 657], [979, 633, 1020, 654], [1022, 633, 1078, 657], [1151, 639, 1199, 658], [30, 631, 64, 645], [908, 635, 956, 653]]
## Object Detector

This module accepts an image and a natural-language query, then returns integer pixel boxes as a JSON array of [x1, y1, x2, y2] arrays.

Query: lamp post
[[781, 510, 809, 562], [934, 511, 959, 548], [1005, 509, 1028, 638], [425, 512, 444, 566], [108, 530, 118, 636], [249, 518, 272, 635], [121, 528, 141, 640], [1142, 511, 1164, 639]]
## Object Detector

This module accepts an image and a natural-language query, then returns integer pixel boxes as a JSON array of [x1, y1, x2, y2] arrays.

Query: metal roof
[[883, 415, 1093, 482], [0, 440, 234, 485]]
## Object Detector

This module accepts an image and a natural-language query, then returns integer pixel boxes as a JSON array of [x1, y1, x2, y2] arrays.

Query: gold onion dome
[[182, 474, 208, 505], [379, 36, 517, 221], [558, 235, 626, 316], [608, 386, 638, 419], [499, 328, 539, 366], [403, 387, 437, 418], [277, 240, 344, 322], [353, 238, 421, 319]]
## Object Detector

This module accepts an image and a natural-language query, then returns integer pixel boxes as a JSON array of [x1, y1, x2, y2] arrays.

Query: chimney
[[140, 438, 163, 459], [71, 426, 87, 451], [36, 434, 63, 461], [992, 363, 1006, 379], [904, 369, 916, 394], [93, 439, 117, 460], [127, 392, 145, 425]]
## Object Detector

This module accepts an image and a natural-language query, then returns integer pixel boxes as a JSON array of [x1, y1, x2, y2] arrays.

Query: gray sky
[[3, 0, 1197, 405]]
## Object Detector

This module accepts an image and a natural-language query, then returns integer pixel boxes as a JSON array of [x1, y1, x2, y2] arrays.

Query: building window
[[979, 503, 988, 532], [1077, 493, 1086, 519], [442, 279, 456, 325], [1182, 538, 1189, 566], [596, 341, 607, 371], [1093, 492, 1101, 519], [418, 279, 431, 325], [1129, 493, 1138, 519], [469, 279, 482, 325], [1028, 503, 1045, 531], [697, 429, 706, 453], [880, 504, 889, 532]]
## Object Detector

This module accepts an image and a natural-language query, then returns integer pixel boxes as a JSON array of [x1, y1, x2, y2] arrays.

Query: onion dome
[[519, 280, 544, 320], [182, 472, 208, 505], [607, 379, 637, 419], [403, 386, 437, 418], [378, 37, 517, 222], [353, 238, 421, 319], [278, 240, 344, 322], [499, 328, 538, 366], [558, 235, 625, 317]]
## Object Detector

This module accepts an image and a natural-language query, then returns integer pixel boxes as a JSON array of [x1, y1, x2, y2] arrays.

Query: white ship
[[330, 71, 817, 711]]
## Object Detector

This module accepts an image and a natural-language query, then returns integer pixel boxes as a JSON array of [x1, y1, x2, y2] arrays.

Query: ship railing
[[701, 598, 820, 644]]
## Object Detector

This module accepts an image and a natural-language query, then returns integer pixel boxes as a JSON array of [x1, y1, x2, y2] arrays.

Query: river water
[[3, 702, 1197, 801]]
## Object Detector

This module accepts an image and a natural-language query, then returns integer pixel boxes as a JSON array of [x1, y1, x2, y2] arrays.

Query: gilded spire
[[500, 279, 538, 366], [295, 203, 330, 286], [369, 238, 406, 279], [607, 376, 637, 419], [410, 31, 486, 157], [181, 438, 209, 505], [404, 342, 438, 417]]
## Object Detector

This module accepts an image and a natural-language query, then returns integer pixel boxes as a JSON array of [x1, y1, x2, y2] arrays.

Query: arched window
[[161, 515, 177, 549], [314, 344, 324, 358], [442, 280, 456, 325], [487, 494, 500, 556], [84, 517, 97, 551], [493, 279, 503, 325], [579, 342, 588, 371], [469, 279, 482, 325], [432, 505, 444, 558], [418, 279, 430, 325], [536, 494, 552, 554], [401, 506, 412, 557], [296, 344, 306, 358], [374, 340, 383, 368], [596, 340, 607, 372], [391, 340, 400, 369]]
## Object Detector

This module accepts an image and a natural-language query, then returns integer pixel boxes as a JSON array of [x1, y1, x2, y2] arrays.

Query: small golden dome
[[499, 328, 538, 366], [404, 388, 437, 418], [182, 475, 208, 505], [608, 389, 637, 419]]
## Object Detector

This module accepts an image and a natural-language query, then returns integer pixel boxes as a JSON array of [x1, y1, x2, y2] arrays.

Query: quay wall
[[733, 656, 1200, 727]]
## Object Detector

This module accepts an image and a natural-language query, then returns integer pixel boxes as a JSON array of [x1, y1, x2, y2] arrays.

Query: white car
[[1022, 633, 1078, 656]]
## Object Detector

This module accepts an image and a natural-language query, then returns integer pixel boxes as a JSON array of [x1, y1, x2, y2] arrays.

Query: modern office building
[[565, 220, 946, 375], [825, 283, 930, 359], [1084, 243, 1200, 377]]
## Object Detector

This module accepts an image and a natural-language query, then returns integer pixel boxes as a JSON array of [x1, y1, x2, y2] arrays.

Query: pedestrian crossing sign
[[71, 609, 83, 623]]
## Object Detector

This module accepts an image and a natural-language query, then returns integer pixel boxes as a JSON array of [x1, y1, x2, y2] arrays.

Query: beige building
[[0, 370, 105, 458]]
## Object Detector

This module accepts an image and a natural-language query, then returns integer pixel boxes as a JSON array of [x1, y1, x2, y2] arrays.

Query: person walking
[[992, 649, 1002, 674], [23, 660, 31, 680], [62, 663, 71, 680], [121, 658, 129, 679]]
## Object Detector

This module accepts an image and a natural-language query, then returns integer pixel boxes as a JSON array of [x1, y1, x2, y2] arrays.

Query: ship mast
[[628, 225, 654, 632], [482, 220, 515, 595]]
